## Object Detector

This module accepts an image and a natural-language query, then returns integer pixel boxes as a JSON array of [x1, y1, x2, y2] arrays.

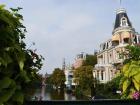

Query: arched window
[[120, 17, 128, 26]]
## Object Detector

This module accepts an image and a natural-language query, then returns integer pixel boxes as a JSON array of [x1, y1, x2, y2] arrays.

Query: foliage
[[82, 54, 97, 67], [74, 66, 95, 96], [118, 45, 140, 99], [73, 54, 97, 97], [120, 61, 140, 99], [45, 75, 52, 85], [95, 74, 122, 99], [50, 68, 65, 89], [0, 6, 44, 105], [123, 45, 140, 64]]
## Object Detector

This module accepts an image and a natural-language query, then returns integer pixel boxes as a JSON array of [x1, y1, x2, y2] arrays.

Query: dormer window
[[120, 17, 128, 27]]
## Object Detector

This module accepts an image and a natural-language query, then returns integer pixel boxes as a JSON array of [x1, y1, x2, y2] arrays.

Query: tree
[[82, 54, 97, 67], [74, 66, 95, 96], [50, 68, 65, 89], [123, 45, 140, 64], [0, 6, 44, 105], [74, 54, 97, 97]]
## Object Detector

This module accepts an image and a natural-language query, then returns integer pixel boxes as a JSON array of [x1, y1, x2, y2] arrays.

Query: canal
[[33, 85, 89, 101]]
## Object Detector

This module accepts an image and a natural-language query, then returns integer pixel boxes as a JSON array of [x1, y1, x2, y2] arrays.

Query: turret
[[114, 8, 132, 30], [112, 8, 135, 46]]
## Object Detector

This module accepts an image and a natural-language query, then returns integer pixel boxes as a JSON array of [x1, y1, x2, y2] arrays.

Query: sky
[[0, 0, 140, 74]]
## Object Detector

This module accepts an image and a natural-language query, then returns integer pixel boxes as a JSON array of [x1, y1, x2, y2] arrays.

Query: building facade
[[64, 65, 75, 89], [73, 52, 86, 69], [93, 8, 140, 83], [64, 53, 86, 89]]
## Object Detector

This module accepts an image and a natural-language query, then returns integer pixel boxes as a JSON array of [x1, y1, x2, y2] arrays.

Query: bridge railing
[[24, 100, 140, 105]]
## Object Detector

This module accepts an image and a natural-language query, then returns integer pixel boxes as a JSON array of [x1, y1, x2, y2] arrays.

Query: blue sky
[[0, 0, 140, 74]]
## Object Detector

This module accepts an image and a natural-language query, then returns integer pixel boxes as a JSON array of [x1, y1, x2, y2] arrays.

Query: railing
[[25, 100, 140, 105]]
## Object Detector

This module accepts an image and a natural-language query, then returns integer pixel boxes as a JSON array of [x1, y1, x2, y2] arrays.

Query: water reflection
[[33, 86, 87, 101], [50, 89, 64, 100], [64, 92, 76, 100]]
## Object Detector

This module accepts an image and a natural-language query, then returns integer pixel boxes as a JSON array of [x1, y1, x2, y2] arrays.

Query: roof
[[114, 8, 132, 30]]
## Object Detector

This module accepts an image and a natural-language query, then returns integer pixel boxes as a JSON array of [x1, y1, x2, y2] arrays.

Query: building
[[93, 8, 140, 83], [64, 52, 86, 89], [64, 65, 75, 90], [73, 52, 86, 69]]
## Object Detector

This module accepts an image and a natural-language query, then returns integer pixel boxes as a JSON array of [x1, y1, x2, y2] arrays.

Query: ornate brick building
[[93, 8, 140, 83]]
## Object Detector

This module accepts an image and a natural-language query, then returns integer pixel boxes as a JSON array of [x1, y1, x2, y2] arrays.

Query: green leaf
[[0, 5, 5, 9], [20, 71, 30, 83], [119, 76, 127, 87], [12, 90, 24, 104], [134, 73, 140, 84], [0, 52, 12, 67], [124, 69, 129, 77], [0, 77, 12, 91], [122, 62, 140, 78], [128, 67, 140, 77], [0, 87, 16, 103], [19, 60, 24, 71], [122, 63, 130, 73], [16, 52, 25, 71], [133, 79, 140, 91], [123, 79, 131, 92], [130, 87, 136, 94]]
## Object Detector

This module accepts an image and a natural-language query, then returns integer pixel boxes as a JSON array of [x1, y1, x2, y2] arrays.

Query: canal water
[[33, 86, 88, 101]]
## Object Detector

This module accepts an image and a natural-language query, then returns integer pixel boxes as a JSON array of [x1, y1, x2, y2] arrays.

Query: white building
[[64, 65, 75, 89], [93, 8, 140, 83], [64, 53, 86, 89]]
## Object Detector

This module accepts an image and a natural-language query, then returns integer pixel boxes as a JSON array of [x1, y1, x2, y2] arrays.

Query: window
[[68, 75, 73, 78], [138, 36, 140, 43], [101, 71, 104, 80], [112, 40, 119, 46], [134, 35, 137, 44], [110, 70, 113, 79], [123, 38, 129, 44], [103, 43, 106, 50], [120, 17, 128, 27], [106, 42, 108, 49]]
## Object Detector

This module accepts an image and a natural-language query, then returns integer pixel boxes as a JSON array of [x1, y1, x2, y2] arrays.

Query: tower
[[62, 58, 66, 71], [112, 8, 136, 46]]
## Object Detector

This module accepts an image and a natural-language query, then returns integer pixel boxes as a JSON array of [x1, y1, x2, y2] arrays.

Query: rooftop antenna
[[119, 0, 125, 8], [119, 0, 122, 7]]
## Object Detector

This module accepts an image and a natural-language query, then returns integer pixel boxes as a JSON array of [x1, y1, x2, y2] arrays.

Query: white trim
[[116, 8, 126, 14]]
